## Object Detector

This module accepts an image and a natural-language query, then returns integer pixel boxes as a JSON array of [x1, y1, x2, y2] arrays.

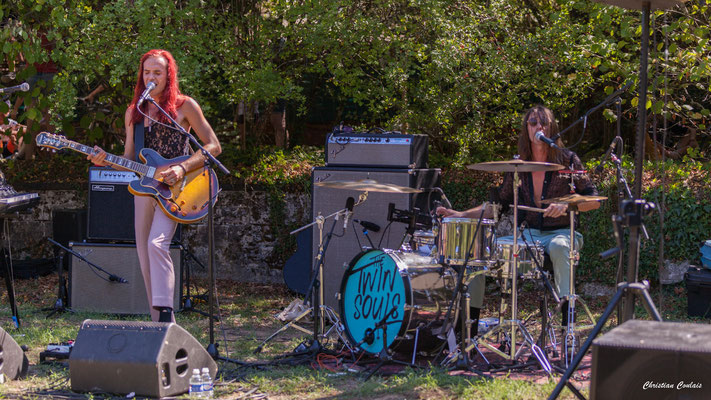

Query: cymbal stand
[[460, 167, 551, 374], [255, 207, 353, 354], [560, 204, 597, 368], [438, 208, 491, 377]]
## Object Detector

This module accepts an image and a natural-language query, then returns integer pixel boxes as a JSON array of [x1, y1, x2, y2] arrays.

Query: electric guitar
[[36, 131, 219, 224]]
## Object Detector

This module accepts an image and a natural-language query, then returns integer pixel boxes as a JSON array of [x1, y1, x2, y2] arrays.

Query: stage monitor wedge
[[69, 319, 216, 398]]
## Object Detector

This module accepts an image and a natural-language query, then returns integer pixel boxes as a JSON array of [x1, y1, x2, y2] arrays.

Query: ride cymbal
[[467, 159, 564, 173]]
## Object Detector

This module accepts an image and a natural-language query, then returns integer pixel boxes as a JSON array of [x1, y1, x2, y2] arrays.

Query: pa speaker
[[0, 326, 28, 380], [69, 319, 216, 398], [311, 166, 441, 309], [591, 319, 711, 400], [69, 242, 181, 314]]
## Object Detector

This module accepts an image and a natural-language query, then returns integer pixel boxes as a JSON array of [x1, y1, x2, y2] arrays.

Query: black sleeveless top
[[142, 122, 191, 159]]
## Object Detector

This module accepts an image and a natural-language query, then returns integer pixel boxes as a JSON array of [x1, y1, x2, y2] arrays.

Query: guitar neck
[[68, 142, 150, 176]]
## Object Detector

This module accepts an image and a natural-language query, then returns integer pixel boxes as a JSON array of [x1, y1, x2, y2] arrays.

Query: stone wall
[[5, 189, 311, 284]]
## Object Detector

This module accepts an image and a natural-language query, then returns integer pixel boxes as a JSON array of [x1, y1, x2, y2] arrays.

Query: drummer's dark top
[[496, 149, 598, 230]]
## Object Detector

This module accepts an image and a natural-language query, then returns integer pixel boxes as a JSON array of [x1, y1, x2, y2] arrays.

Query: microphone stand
[[47, 238, 127, 284], [144, 96, 231, 362], [550, 80, 632, 143], [44, 240, 71, 318]]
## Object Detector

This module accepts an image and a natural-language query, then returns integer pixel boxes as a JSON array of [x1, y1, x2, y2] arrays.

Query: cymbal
[[314, 179, 422, 193], [467, 159, 564, 173], [541, 194, 608, 205]]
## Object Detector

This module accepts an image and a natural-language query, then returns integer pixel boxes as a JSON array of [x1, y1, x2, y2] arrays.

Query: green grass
[[0, 274, 699, 399]]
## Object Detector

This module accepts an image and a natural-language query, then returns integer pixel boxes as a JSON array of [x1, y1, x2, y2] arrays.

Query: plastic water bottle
[[189, 368, 203, 398], [201, 367, 213, 399]]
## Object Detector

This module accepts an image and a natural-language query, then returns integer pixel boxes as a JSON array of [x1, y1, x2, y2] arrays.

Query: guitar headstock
[[36, 131, 71, 151]]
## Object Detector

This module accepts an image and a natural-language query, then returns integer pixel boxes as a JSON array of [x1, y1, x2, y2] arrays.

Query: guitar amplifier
[[87, 167, 137, 242], [87, 167, 180, 242], [325, 132, 428, 168]]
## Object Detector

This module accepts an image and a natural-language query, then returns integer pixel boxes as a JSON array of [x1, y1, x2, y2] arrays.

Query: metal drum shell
[[339, 249, 456, 355], [438, 217, 496, 266], [491, 238, 544, 280]]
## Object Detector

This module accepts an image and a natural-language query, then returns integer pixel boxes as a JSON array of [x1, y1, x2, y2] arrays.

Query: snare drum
[[438, 217, 496, 266], [491, 238, 544, 279], [339, 249, 456, 355]]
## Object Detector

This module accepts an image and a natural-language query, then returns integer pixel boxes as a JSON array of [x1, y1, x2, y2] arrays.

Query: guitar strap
[[134, 121, 145, 161]]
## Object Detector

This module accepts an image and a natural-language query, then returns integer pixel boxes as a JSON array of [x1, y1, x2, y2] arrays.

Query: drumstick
[[511, 204, 546, 213]]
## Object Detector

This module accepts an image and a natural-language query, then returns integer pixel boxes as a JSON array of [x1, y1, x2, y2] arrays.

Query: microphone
[[535, 131, 559, 149], [109, 274, 128, 284], [137, 82, 156, 106], [343, 197, 355, 229], [594, 137, 619, 173], [519, 221, 528, 234], [0, 82, 30, 94], [354, 219, 381, 232]]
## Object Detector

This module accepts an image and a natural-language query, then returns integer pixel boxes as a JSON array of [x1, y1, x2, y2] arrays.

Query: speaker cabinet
[[52, 209, 87, 248], [69, 242, 181, 314], [0, 326, 28, 380], [86, 167, 180, 242], [69, 319, 216, 398], [591, 320, 711, 400], [87, 167, 136, 242], [311, 167, 441, 309]]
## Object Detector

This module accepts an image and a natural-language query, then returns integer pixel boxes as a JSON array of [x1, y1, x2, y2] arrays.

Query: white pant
[[134, 195, 178, 322]]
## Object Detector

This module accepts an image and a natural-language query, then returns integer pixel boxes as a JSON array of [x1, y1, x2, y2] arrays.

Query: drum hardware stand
[[255, 203, 353, 355], [437, 207, 491, 377], [360, 305, 418, 381]]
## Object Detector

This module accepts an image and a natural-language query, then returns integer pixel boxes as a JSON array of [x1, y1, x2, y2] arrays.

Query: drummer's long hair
[[518, 105, 565, 164]]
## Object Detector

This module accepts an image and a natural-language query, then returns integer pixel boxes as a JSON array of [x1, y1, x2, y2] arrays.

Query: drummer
[[437, 105, 600, 331]]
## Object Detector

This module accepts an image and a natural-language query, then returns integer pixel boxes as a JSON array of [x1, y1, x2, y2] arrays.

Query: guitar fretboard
[[66, 142, 151, 176]]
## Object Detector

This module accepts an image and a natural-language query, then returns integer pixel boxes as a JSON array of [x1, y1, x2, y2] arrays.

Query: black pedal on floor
[[39, 342, 73, 364]]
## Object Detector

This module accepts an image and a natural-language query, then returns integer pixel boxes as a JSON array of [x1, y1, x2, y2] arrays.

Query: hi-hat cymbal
[[467, 159, 564, 173], [314, 179, 422, 193], [541, 194, 608, 205]]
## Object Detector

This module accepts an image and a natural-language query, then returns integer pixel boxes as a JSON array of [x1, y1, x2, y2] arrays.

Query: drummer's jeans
[[468, 228, 584, 305]]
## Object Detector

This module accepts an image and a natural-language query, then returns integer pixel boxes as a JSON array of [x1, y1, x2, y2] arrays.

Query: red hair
[[129, 49, 185, 125]]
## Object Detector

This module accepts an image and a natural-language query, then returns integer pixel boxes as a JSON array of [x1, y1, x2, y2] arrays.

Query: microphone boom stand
[[144, 96, 231, 361]]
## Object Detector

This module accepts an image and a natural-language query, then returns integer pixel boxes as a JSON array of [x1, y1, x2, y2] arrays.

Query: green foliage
[[2, 1, 709, 157], [578, 156, 711, 284]]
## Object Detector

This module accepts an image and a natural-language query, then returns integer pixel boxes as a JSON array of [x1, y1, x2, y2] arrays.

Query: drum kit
[[262, 158, 607, 374]]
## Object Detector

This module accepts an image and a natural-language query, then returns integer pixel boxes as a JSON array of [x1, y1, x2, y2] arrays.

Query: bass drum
[[339, 249, 457, 355]]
